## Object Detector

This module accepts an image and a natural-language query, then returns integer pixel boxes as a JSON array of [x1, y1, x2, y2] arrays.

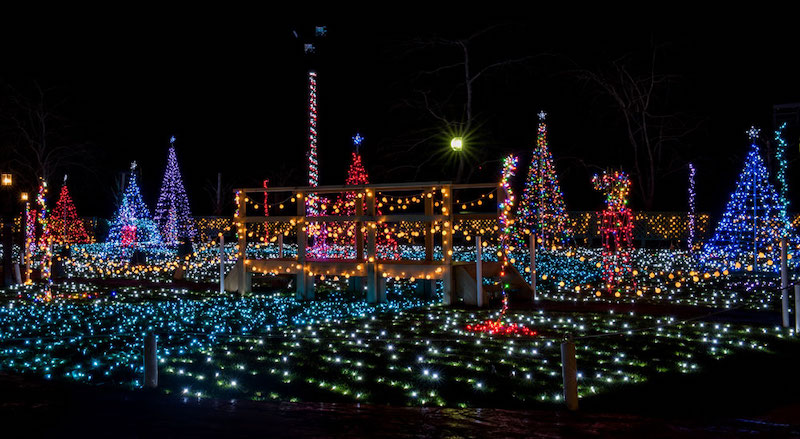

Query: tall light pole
[[1, 172, 15, 287]]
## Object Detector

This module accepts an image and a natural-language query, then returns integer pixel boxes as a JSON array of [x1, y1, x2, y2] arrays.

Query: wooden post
[[530, 233, 537, 301], [305, 274, 315, 300], [277, 233, 284, 259], [424, 194, 433, 262], [356, 193, 364, 261], [366, 190, 378, 303], [441, 184, 453, 305], [561, 335, 578, 411], [144, 332, 158, 389], [23, 203, 31, 283], [219, 233, 225, 294], [377, 276, 387, 303], [781, 237, 789, 328], [795, 284, 800, 334], [12, 263, 21, 285], [475, 236, 483, 307], [296, 191, 307, 300], [236, 191, 248, 295]]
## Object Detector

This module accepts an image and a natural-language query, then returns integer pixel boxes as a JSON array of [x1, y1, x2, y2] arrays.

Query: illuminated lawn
[[0, 286, 793, 408]]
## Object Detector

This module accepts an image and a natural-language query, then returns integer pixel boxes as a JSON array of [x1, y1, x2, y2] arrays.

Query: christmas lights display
[[24, 201, 36, 282], [263, 179, 270, 217], [592, 170, 635, 294], [154, 136, 196, 244], [306, 71, 321, 215], [50, 176, 92, 245], [5, 61, 800, 416], [774, 123, 790, 237], [688, 163, 696, 251], [701, 127, 797, 272], [33, 179, 53, 297], [304, 71, 332, 256], [497, 154, 519, 301], [467, 155, 536, 336], [325, 134, 399, 259], [0, 282, 789, 407], [515, 111, 571, 251], [106, 162, 162, 247]]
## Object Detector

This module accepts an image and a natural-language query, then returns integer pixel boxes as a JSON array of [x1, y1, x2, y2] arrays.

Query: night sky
[[2, 11, 799, 219]]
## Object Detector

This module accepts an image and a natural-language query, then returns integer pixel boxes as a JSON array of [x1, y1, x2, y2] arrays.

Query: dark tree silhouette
[[384, 26, 537, 183], [573, 47, 697, 209], [0, 82, 92, 188]]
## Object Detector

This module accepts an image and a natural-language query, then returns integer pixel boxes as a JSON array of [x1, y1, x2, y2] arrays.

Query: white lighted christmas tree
[[154, 136, 196, 244]]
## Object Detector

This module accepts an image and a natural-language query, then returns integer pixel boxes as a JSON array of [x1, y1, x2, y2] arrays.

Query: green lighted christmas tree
[[514, 111, 570, 252]]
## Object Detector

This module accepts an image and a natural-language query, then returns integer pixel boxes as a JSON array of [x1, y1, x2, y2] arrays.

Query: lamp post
[[450, 137, 465, 183]]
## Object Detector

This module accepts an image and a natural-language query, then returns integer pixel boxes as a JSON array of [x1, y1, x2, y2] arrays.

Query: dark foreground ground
[[2, 344, 800, 439]]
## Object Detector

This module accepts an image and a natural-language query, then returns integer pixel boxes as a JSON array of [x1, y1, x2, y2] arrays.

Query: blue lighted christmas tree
[[701, 127, 796, 271], [154, 136, 195, 244], [106, 161, 162, 246]]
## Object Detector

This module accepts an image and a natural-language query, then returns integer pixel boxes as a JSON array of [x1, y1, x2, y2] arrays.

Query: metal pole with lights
[[21, 192, 30, 283], [1, 173, 15, 287]]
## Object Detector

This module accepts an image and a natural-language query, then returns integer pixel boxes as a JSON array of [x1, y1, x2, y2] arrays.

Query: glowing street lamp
[[1, 173, 12, 186], [450, 137, 463, 152], [20, 192, 28, 201]]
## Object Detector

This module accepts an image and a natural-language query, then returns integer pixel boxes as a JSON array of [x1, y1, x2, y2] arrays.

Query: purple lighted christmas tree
[[154, 136, 196, 244]]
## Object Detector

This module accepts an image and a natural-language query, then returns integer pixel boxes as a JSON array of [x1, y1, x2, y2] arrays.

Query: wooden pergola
[[227, 181, 525, 304]]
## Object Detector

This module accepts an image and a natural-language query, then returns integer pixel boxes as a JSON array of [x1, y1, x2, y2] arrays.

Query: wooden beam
[[355, 196, 364, 261], [366, 192, 378, 303], [234, 181, 454, 194], [241, 214, 451, 224], [236, 190, 248, 295], [441, 184, 453, 305], [235, 181, 497, 195], [424, 194, 433, 262], [245, 259, 449, 279], [295, 191, 307, 300]]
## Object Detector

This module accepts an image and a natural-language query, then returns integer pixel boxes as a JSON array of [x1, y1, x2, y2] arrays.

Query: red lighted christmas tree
[[330, 134, 398, 259], [50, 176, 92, 244]]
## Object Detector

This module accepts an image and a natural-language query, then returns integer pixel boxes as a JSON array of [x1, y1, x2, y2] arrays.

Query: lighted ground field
[[1, 281, 794, 409]]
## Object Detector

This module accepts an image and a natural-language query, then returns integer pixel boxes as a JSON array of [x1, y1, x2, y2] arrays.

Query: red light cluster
[[465, 320, 537, 336]]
